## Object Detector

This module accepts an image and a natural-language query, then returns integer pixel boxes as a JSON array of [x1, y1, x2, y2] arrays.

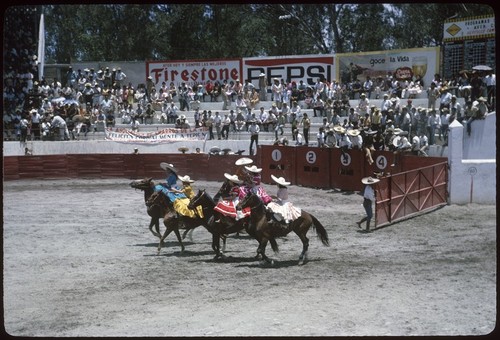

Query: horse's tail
[[269, 237, 279, 253], [311, 214, 329, 246]]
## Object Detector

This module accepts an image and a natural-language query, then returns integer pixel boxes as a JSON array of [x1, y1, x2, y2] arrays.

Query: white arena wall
[[447, 112, 496, 204]]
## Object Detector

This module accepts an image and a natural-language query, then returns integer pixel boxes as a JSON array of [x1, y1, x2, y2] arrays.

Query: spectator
[[300, 112, 311, 146], [271, 78, 282, 109], [248, 120, 260, 155], [114, 67, 127, 88], [144, 103, 155, 124], [466, 97, 487, 136], [316, 127, 325, 147], [213, 111, 222, 140], [50, 114, 70, 141], [221, 113, 231, 140], [258, 73, 267, 102]]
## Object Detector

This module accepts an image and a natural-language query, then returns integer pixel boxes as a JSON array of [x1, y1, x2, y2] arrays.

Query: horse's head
[[213, 180, 230, 202], [130, 177, 154, 191], [236, 191, 260, 211], [188, 189, 205, 210]]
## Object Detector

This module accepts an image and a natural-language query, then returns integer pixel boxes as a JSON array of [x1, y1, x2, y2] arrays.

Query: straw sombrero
[[333, 125, 346, 134], [160, 162, 177, 173], [347, 129, 360, 137], [245, 165, 262, 173], [271, 174, 290, 187], [178, 175, 194, 183], [235, 157, 253, 166], [361, 176, 380, 185], [224, 173, 242, 184]]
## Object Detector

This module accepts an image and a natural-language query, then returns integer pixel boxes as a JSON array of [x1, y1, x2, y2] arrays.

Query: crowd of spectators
[[4, 7, 495, 147]]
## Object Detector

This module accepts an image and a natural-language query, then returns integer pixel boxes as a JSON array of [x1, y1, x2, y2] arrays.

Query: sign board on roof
[[243, 55, 334, 88], [443, 15, 495, 42]]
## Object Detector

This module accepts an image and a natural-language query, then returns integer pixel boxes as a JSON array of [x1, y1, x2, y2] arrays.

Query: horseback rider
[[234, 157, 254, 188], [244, 165, 272, 205], [178, 175, 204, 218], [213, 173, 251, 221], [153, 163, 199, 218], [266, 175, 302, 225]]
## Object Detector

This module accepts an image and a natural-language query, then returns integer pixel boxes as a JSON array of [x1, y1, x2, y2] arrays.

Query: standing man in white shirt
[[356, 176, 380, 233], [248, 120, 260, 155], [484, 70, 495, 108]]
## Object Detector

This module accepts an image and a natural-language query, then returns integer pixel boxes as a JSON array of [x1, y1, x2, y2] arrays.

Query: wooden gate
[[375, 161, 448, 227]]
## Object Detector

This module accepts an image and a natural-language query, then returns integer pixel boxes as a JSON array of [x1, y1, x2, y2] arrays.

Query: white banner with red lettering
[[146, 59, 242, 88], [105, 127, 208, 144]]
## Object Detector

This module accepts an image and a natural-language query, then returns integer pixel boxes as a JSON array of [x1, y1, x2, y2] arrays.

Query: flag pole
[[37, 13, 45, 81]]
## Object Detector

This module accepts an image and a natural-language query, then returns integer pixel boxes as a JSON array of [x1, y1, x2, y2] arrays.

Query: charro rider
[[178, 175, 204, 218], [213, 173, 251, 221], [244, 164, 272, 204], [153, 162, 200, 218], [234, 157, 254, 189], [266, 175, 302, 225]]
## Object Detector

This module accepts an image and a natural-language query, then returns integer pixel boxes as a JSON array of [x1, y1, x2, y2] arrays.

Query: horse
[[130, 177, 164, 239], [146, 190, 225, 256], [237, 191, 330, 265], [189, 188, 279, 260]]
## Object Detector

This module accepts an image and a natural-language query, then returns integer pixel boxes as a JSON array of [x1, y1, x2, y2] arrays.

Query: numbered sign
[[306, 151, 317, 164], [468, 167, 477, 176], [376, 155, 388, 170], [340, 152, 351, 166], [271, 149, 282, 162]]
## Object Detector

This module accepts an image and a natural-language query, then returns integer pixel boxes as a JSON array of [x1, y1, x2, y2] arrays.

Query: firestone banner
[[146, 59, 242, 87], [335, 47, 440, 88], [105, 127, 208, 144]]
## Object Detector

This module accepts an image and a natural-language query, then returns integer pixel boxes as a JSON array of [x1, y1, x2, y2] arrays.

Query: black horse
[[130, 177, 164, 239], [189, 188, 279, 260], [147, 190, 227, 256]]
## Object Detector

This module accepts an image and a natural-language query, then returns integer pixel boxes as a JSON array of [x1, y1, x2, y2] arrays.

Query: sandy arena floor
[[2, 178, 496, 337]]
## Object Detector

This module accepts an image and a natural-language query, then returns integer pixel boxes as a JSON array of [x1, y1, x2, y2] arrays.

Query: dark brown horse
[[237, 191, 330, 265], [147, 190, 226, 256], [189, 188, 279, 260], [130, 177, 164, 239]]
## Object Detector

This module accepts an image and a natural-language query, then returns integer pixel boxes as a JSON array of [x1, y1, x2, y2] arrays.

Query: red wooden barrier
[[259, 145, 296, 185], [375, 161, 448, 228], [329, 148, 364, 191], [295, 146, 330, 188]]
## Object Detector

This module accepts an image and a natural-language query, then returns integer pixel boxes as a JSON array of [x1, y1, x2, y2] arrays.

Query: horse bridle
[[241, 192, 263, 212]]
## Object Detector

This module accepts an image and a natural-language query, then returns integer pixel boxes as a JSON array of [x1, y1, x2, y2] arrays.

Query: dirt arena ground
[[3, 178, 496, 337]]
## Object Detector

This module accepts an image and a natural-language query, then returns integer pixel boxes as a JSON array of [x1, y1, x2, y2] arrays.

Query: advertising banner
[[335, 47, 440, 88], [146, 59, 242, 87], [443, 15, 495, 42], [243, 55, 335, 88], [105, 127, 208, 144]]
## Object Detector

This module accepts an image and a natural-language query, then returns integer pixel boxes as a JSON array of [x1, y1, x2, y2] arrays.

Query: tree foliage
[[41, 3, 494, 63]]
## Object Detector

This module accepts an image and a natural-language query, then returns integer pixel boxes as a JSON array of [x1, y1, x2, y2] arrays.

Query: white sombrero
[[333, 125, 346, 134], [209, 146, 221, 154], [224, 173, 242, 184], [271, 174, 290, 187], [347, 129, 360, 137], [235, 157, 253, 166], [178, 175, 194, 183], [361, 176, 380, 185], [245, 165, 262, 173], [160, 162, 177, 173], [392, 135, 402, 147]]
